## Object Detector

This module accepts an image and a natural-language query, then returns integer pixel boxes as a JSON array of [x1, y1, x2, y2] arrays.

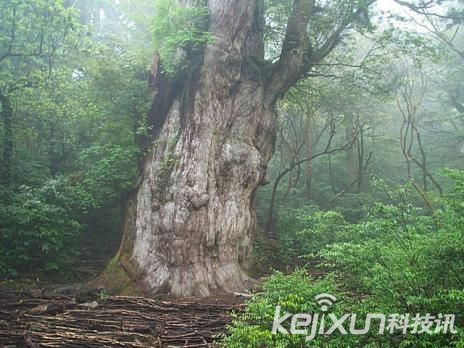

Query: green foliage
[[277, 205, 353, 257], [223, 270, 342, 348], [77, 145, 139, 209], [227, 172, 464, 347], [0, 1, 150, 276], [0, 178, 89, 277], [441, 169, 464, 209], [317, 176, 464, 346], [0, 0, 83, 93], [152, 0, 212, 74], [0, 143, 139, 277]]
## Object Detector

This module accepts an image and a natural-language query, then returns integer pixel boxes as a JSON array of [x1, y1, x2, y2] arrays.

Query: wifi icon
[[315, 293, 337, 312]]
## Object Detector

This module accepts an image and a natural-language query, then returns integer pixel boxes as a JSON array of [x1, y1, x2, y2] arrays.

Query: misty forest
[[0, 0, 464, 347]]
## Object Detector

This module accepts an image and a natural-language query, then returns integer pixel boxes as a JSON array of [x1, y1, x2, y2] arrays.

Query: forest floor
[[0, 235, 324, 347], [0, 290, 244, 347], [0, 235, 247, 348]]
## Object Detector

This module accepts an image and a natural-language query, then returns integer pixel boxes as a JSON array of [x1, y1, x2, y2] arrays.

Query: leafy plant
[[77, 144, 139, 209], [152, 0, 212, 73], [0, 177, 89, 276], [223, 270, 344, 348], [226, 171, 464, 347]]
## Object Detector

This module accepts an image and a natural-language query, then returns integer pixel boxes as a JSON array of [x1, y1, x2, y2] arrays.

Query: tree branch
[[265, 118, 358, 237], [266, 0, 314, 102], [266, 0, 376, 102]]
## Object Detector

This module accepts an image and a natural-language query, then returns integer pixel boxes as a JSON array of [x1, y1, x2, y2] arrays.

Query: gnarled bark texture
[[108, 0, 365, 297], [112, 0, 278, 297]]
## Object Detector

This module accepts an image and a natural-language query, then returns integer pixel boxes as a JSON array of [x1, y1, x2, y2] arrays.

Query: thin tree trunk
[[0, 93, 13, 185], [328, 154, 336, 194], [344, 114, 357, 192], [304, 119, 313, 199], [355, 123, 364, 193]]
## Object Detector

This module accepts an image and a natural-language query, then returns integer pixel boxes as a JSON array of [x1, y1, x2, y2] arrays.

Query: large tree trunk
[[105, 0, 366, 297], [110, 0, 279, 297]]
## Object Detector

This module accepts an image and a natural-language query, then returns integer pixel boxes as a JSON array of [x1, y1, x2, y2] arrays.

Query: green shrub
[[223, 270, 345, 348], [226, 170, 464, 347], [0, 177, 89, 277], [0, 144, 139, 277], [277, 205, 368, 257], [77, 144, 139, 208]]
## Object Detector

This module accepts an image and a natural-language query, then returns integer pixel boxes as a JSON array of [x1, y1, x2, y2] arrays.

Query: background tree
[[0, 0, 151, 277], [0, 0, 80, 185]]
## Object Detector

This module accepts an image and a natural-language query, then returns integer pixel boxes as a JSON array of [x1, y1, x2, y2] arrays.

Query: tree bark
[[107, 0, 372, 297], [109, 0, 281, 297], [304, 119, 313, 199], [0, 93, 13, 185], [344, 113, 358, 192]]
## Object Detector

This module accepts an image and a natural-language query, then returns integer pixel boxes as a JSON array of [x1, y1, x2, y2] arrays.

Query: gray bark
[[117, 0, 277, 297], [113, 0, 371, 297]]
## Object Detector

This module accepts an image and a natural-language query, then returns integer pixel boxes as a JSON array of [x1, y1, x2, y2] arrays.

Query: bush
[[318, 206, 464, 346], [226, 171, 464, 347], [276, 205, 370, 258], [223, 270, 345, 348], [0, 177, 90, 277], [77, 144, 139, 208], [0, 144, 139, 278]]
